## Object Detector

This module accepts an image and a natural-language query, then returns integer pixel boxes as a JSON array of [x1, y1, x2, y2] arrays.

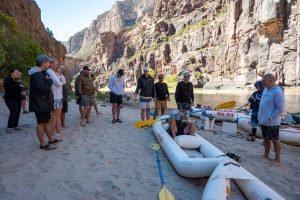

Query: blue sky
[[35, 0, 118, 41]]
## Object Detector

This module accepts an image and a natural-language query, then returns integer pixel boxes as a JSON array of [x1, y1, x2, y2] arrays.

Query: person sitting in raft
[[168, 103, 197, 138]]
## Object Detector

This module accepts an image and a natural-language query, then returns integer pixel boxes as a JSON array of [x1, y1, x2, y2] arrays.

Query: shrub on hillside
[[0, 12, 45, 84]]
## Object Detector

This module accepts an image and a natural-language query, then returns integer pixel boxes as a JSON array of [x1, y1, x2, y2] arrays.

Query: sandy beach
[[0, 98, 299, 200]]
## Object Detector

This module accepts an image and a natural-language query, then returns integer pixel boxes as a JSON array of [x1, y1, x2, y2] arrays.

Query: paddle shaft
[[155, 150, 165, 186]]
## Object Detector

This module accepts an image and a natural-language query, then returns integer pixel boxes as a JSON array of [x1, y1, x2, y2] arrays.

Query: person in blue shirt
[[247, 80, 264, 141], [258, 74, 285, 163]]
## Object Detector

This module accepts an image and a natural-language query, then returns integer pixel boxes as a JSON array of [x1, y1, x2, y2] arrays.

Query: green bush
[[149, 69, 156, 78], [0, 12, 45, 84], [195, 71, 202, 80], [165, 74, 177, 83]]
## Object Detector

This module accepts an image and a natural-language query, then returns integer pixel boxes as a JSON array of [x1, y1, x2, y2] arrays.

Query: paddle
[[152, 144, 175, 200], [135, 109, 204, 128], [214, 101, 236, 109]]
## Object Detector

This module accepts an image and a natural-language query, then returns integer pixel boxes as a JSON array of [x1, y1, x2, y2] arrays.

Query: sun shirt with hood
[[28, 66, 53, 112]]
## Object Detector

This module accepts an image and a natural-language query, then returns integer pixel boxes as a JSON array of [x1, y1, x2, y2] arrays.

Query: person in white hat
[[175, 70, 194, 109], [135, 64, 155, 120]]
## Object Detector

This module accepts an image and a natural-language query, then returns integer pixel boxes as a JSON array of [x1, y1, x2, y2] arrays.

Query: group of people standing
[[4, 54, 69, 150], [3, 56, 285, 163]]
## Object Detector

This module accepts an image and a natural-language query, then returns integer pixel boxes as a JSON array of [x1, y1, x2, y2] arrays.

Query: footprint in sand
[[95, 180, 124, 199], [67, 182, 84, 192]]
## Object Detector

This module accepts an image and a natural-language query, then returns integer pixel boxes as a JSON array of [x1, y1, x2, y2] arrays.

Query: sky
[[35, 0, 118, 41]]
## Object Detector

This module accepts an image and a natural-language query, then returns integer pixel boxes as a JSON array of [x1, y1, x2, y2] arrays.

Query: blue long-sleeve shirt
[[258, 86, 285, 126], [108, 74, 125, 96]]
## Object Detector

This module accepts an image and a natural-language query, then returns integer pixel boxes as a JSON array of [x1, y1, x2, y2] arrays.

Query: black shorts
[[260, 125, 280, 140], [76, 96, 81, 105], [62, 101, 68, 113], [110, 93, 123, 104], [35, 112, 51, 124]]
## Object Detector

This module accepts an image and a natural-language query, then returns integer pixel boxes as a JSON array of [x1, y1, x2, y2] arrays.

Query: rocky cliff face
[[67, 0, 156, 56], [0, 0, 66, 62], [68, 0, 300, 89]]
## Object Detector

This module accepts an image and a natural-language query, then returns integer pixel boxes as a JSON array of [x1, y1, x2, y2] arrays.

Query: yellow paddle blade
[[152, 143, 160, 150], [135, 119, 159, 128], [159, 186, 175, 200], [214, 101, 236, 109]]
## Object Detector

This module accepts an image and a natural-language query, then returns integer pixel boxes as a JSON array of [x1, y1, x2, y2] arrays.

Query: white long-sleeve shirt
[[47, 69, 65, 100], [108, 74, 125, 96]]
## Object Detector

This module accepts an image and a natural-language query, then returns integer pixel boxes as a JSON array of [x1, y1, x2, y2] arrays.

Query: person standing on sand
[[134, 64, 155, 121], [75, 70, 84, 118], [4, 68, 24, 133], [153, 74, 169, 120], [108, 69, 125, 124], [258, 73, 285, 163], [47, 58, 65, 141], [175, 70, 194, 109], [91, 73, 101, 115], [59, 65, 69, 127], [78, 66, 97, 126], [28, 54, 58, 150], [247, 80, 264, 142]]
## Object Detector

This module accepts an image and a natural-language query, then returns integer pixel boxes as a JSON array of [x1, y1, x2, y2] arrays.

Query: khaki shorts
[[155, 99, 167, 113]]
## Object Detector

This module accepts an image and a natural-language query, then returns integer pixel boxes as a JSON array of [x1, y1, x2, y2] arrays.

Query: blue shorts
[[53, 99, 63, 110], [81, 95, 95, 106]]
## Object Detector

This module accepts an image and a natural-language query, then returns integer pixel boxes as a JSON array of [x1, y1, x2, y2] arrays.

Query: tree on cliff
[[0, 12, 45, 84], [45, 27, 54, 37]]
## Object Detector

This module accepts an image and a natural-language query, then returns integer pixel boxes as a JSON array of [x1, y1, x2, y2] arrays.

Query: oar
[[214, 101, 236, 109], [152, 144, 175, 200], [135, 109, 204, 128]]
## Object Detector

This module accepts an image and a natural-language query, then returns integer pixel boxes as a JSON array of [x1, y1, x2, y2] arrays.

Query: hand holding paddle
[[152, 144, 175, 200]]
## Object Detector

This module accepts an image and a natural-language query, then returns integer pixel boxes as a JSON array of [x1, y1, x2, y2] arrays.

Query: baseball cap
[[117, 69, 124, 76], [36, 54, 49, 63], [143, 65, 149, 71], [49, 58, 57, 63], [82, 66, 90, 71], [183, 70, 191, 77]]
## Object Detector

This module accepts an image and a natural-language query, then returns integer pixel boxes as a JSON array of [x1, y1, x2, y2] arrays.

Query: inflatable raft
[[152, 119, 285, 200], [238, 117, 300, 146], [191, 107, 249, 122]]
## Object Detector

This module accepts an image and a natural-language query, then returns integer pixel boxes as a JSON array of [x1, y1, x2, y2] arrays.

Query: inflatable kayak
[[152, 119, 285, 200], [238, 117, 300, 146]]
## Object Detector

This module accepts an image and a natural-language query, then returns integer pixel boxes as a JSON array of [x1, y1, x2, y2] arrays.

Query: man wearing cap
[[78, 66, 98, 126], [168, 103, 197, 138], [175, 70, 194, 109], [108, 69, 125, 123], [47, 58, 66, 141], [135, 64, 155, 120], [28, 54, 57, 150]]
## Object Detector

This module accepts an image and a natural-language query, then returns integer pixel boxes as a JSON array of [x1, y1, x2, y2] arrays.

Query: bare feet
[[80, 120, 86, 126], [96, 112, 102, 115]]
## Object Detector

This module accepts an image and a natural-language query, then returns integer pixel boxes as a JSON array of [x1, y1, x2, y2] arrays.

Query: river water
[[167, 88, 300, 114]]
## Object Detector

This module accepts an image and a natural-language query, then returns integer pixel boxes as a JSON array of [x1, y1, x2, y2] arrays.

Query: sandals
[[112, 119, 122, 124], [246, 137, 256, 142]]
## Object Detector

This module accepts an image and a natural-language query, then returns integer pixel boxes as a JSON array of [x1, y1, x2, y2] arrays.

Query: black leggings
[[4, 98, 21, 128]]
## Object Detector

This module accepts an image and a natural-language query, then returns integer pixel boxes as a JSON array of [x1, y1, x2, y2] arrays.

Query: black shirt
[[4, 76, 22, 101], [155, 82, 169, 100], [135, 74, 155, 98], [175, 81, 194, 104]]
